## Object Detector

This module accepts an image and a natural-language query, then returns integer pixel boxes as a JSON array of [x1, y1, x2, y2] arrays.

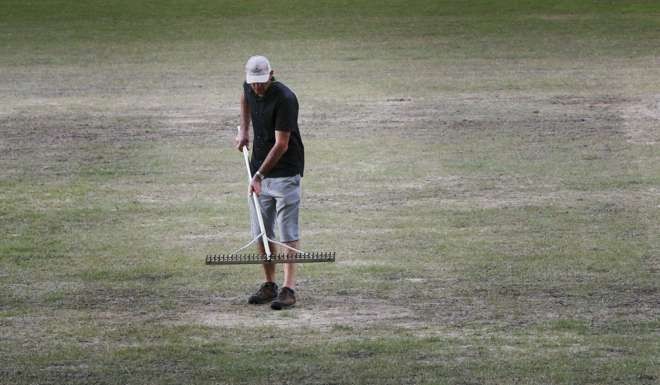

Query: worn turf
[[1, 1, 659, 384]]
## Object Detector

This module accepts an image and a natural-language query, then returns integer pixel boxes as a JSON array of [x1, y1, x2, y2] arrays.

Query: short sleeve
[[274, 93, 298, 132]]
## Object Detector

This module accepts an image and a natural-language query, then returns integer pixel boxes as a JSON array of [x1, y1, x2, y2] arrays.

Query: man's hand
[[235, 133, 249, 152], [249, 175, 262, 196]]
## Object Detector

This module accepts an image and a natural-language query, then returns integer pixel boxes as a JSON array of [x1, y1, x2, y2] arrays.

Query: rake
[[206, 127, 335, 266]]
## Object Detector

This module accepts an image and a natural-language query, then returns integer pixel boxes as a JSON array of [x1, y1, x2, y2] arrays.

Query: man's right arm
[[236, 92, 250, 151]]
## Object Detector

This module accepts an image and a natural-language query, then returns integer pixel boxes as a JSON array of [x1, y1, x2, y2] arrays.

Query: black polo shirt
[[243, 80, 304, 178]]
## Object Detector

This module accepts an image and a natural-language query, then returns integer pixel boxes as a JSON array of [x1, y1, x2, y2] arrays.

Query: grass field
[[1, 1, 659, 384]]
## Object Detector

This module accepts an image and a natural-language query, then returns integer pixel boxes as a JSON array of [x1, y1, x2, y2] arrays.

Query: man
[[235, 55, 305, 310]]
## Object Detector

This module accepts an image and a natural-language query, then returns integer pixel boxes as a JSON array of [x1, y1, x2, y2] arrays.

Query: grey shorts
[[249, 175, 301, 243]]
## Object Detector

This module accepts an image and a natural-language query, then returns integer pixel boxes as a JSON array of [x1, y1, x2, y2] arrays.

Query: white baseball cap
[[245, 55, 272, 84]]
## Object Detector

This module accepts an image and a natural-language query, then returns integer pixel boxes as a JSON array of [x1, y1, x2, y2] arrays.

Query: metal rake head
[[206, 251, 335, 265]]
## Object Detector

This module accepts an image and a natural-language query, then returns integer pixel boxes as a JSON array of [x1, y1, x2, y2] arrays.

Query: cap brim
[[246, 73, 270, 84]]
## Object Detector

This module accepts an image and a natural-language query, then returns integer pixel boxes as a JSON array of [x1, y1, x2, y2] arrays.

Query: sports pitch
[[1, 1, 659, 384]]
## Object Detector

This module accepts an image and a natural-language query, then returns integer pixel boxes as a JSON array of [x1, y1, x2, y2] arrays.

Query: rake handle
[[239, 126, 272, 258]]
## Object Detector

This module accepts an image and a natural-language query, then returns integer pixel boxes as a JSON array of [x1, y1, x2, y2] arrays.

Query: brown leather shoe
[[271, 287, 296, 310], [248, 282, 278, 304]]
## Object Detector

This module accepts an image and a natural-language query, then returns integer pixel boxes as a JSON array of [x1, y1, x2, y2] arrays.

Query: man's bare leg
[[282, 240, 298, 289], [256, 240, 298, 288], [257, 241, 276, 283]]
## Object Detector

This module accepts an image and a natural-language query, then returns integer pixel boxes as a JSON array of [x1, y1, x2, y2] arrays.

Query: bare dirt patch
[[621, 94, 660, 145], [172, 295, 416, 330]]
